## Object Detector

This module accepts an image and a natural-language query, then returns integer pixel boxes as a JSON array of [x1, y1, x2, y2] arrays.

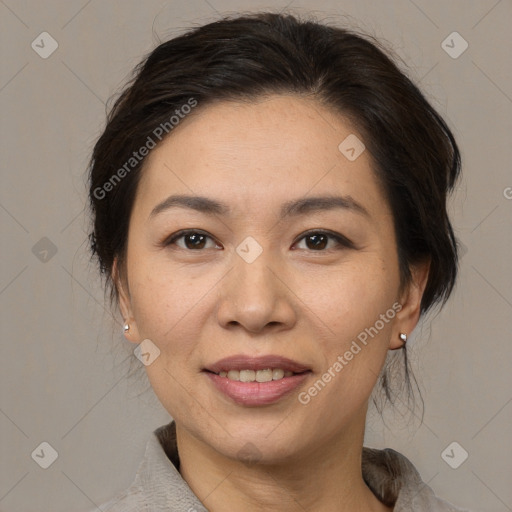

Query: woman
[[88, 12, 469, 512]]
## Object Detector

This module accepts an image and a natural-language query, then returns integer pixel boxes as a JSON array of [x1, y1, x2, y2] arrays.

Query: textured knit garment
[[96, 421, 471, 512]]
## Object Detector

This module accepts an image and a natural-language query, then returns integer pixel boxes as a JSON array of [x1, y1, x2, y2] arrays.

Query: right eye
[[162, 229, 222, 251]]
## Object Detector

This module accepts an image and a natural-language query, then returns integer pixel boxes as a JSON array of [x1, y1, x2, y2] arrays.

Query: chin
[[207, 421, 304, 465]]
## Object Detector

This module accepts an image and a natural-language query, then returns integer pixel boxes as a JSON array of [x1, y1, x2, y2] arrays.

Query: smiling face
[[117, 94, 425, 463]]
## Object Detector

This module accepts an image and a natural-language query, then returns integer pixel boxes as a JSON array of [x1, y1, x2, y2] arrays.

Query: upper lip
[[204, 355, 311, 374]]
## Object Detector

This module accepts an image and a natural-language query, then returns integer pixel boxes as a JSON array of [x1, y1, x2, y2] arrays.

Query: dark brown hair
[[88, 12, 461, 409]]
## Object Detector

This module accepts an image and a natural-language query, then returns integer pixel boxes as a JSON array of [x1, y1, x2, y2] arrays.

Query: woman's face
[[118, 94, 422, 462]]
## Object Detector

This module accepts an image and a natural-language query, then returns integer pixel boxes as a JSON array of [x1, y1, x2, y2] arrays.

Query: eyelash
[[161, 229, 355, 252]]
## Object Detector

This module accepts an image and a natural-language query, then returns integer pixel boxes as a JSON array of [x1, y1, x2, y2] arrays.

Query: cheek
[[127, 263, 193, 363], [303, 254, 398, 333], [127, 265, 210, 418], [302, 256, 398, 394], [128, 258, 198, 334], [129, 270, 173, 335]]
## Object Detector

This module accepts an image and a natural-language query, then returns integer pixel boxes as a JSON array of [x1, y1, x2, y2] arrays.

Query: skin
[[116, 94, 429, 512]]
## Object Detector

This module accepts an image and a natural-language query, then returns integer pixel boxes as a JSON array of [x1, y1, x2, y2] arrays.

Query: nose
[[216, 251, 297, 334]]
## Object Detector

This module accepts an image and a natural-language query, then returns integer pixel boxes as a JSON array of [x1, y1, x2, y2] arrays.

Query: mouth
[[202, 355, 312, 406], [203, 354, 311, 378]]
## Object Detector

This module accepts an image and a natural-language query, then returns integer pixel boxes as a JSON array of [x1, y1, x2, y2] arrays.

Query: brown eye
[[182, 233, 208, 249], [304, 233, 328, 250], [294, 230, 354, 251], [164, 230, 220, 250]]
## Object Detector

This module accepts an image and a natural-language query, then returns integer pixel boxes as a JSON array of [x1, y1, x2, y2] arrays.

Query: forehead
[[134, 95, 388, 220]]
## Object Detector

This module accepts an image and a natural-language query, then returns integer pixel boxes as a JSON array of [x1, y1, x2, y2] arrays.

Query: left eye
[[293, 231, 353, 251]]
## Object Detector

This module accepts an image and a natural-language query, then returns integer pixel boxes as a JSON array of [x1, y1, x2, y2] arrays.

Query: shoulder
[[91, 422, 207, 512], [87, 459, 151, 511], [362, 446, 473, 512]]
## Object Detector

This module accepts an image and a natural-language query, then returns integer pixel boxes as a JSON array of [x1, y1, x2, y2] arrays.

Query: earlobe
[[390, 260, 430, 350], [113, 257, 141, 343], [390, 332, 408, 350]]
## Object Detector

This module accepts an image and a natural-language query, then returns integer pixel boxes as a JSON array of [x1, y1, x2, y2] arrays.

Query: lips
[[203, 355, 312, 406]]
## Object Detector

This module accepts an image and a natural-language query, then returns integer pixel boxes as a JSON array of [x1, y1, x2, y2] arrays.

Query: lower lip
[[204, 371, 311, 406]]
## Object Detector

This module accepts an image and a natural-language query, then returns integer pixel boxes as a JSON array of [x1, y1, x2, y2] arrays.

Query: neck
[[175, 414, 393, 512]]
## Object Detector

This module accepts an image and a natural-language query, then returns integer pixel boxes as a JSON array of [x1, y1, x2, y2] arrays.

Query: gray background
[[1, 0, 511, 511]]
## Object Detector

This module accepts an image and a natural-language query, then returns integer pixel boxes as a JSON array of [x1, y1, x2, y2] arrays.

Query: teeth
[[227, 370, 240, 381], [240, 370, 256, 382], [256, 369, 273, 382], [217, 368, 296, 382], [273, 368, 284, 380]]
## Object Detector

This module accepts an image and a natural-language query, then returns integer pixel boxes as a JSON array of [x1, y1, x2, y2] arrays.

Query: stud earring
[[399, 333, 407, 346], [123, 323, 130, 333]]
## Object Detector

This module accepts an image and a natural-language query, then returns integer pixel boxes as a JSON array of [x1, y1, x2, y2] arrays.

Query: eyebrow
[[149, 194, 370, 220]]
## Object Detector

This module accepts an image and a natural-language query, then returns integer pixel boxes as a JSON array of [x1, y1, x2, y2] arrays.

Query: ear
[[113, 257, 141, 344], [389, 259, 430, 349]]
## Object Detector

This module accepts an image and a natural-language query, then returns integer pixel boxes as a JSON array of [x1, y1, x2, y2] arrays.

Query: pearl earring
[[399, 333, 407, 345], [123, 323, 130, 333]]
